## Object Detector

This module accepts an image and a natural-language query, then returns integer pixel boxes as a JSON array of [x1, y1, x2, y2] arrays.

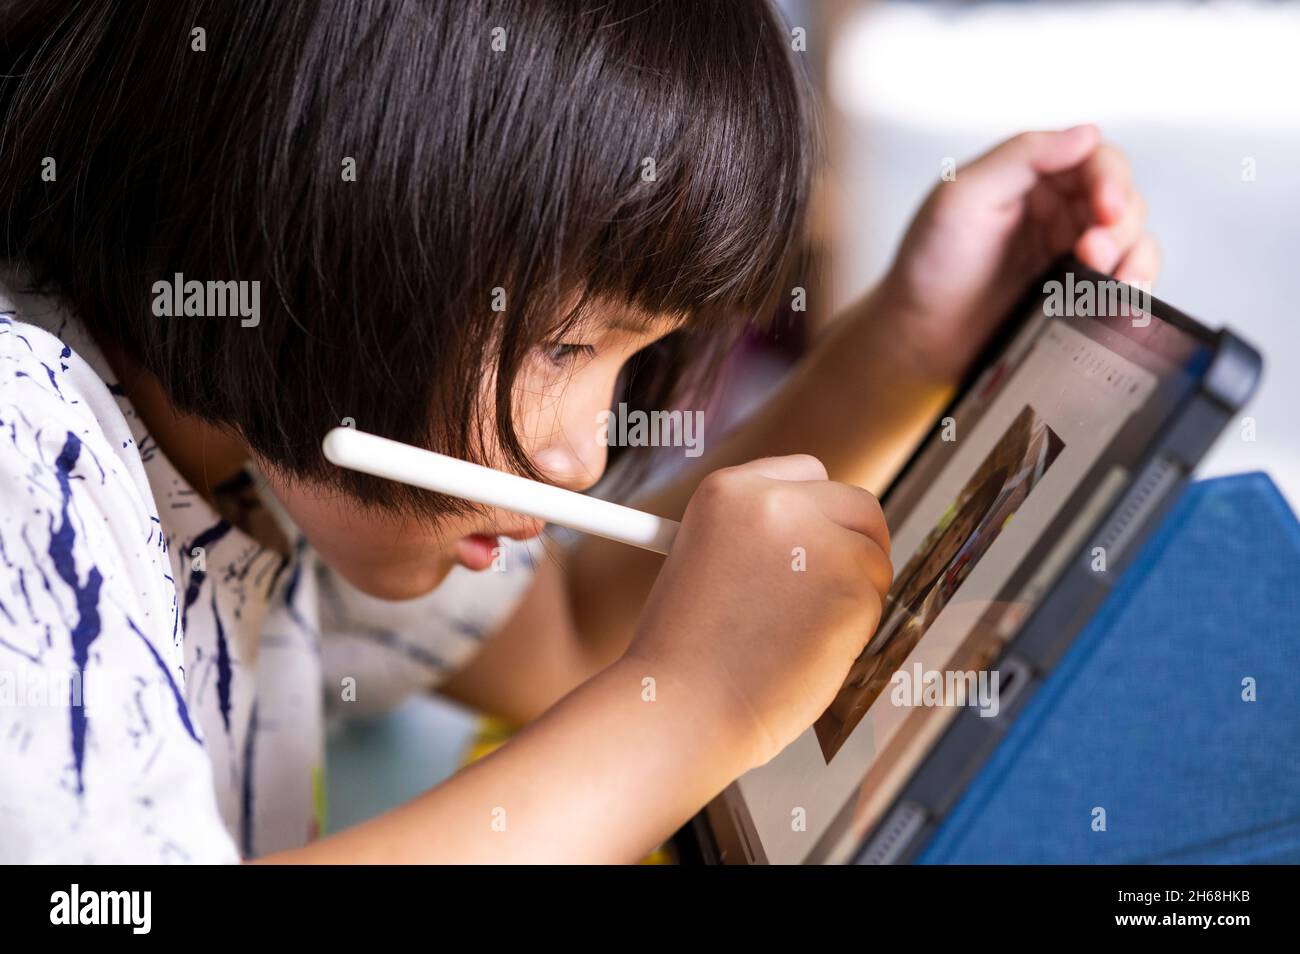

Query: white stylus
[[322, 427, 680, 555]]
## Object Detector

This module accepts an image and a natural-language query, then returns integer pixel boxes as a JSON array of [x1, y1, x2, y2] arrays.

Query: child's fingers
[[1114, 233, 1161, 286], [1075, 189, 1147, 274], [1083, 144, 1133, 224], [1027, 183, 1082, 255], [1091, 175, 1129, 225], [1048, 141, 1132, 216], [797, 480, 892, 556], [958, 125, 1101, 203], [726, 454, 829, 484]]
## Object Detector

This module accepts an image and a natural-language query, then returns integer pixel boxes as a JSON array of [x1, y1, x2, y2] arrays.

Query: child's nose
[[531, 440, 607, 494]]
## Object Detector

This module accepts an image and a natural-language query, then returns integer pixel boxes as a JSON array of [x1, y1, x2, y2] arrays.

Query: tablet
[[691, 256, 1262, 865]]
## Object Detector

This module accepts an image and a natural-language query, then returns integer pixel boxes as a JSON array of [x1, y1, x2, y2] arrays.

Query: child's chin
[[454, 533, 500, 572]]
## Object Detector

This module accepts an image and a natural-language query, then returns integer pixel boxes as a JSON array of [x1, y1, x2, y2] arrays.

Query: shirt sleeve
[[0, 316, 239, 863], [314, 537, 542, 720]]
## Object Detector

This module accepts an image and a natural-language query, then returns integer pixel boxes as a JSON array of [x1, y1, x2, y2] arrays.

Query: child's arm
[[265, 654, 742, 863], [265, 456, 891, 863]]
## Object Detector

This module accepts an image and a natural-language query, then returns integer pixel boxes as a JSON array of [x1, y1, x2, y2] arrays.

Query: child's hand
[[625, 455, 892, 771], [880, 125, 1158, 382]]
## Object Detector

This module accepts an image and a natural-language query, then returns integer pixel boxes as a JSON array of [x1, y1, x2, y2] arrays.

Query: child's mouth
[[453, 520, 544, 571]]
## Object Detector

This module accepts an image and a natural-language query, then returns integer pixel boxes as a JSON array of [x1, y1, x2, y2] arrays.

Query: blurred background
[[327, 0, 1300, 832], [798, 0, 1300, 502]]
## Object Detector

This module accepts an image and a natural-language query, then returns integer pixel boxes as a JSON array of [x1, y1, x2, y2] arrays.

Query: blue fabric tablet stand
[[917, 472, 1300, 864]]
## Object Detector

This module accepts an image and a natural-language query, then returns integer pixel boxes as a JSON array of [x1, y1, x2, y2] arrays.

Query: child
[[0, 0, 1155, 863]]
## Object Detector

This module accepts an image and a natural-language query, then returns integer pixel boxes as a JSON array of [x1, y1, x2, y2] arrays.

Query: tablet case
[[914, 471, 1300, 864]]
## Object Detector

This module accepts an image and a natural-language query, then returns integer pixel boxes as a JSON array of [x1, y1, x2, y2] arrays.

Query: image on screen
[[813, 404, 1065, 762]]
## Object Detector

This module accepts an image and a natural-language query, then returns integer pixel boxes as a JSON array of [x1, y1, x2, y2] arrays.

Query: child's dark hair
[[0, 0, 813, 518]]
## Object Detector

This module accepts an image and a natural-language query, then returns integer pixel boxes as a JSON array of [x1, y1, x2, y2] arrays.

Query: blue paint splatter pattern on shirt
[[0, 273, 538, 861]]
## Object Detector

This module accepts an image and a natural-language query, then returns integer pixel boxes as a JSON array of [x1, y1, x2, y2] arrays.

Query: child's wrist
[[604, 650, 758, 783]]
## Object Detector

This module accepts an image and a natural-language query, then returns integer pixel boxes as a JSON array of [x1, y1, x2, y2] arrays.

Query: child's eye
[[544, 342, 596, 366]]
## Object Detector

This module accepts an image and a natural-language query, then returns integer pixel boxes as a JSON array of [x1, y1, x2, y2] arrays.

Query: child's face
[[260, 308, 677, 600]]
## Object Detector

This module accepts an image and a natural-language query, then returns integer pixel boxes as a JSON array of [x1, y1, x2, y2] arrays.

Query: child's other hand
[[625, 456, 892, 771], [881, 125, 1158, 382]]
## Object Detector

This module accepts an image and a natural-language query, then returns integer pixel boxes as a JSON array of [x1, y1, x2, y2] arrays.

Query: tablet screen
[[721, 275, 1214, 864]]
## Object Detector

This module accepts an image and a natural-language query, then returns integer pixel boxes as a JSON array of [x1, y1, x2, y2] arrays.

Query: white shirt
[[0, 274, 536, 862]]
